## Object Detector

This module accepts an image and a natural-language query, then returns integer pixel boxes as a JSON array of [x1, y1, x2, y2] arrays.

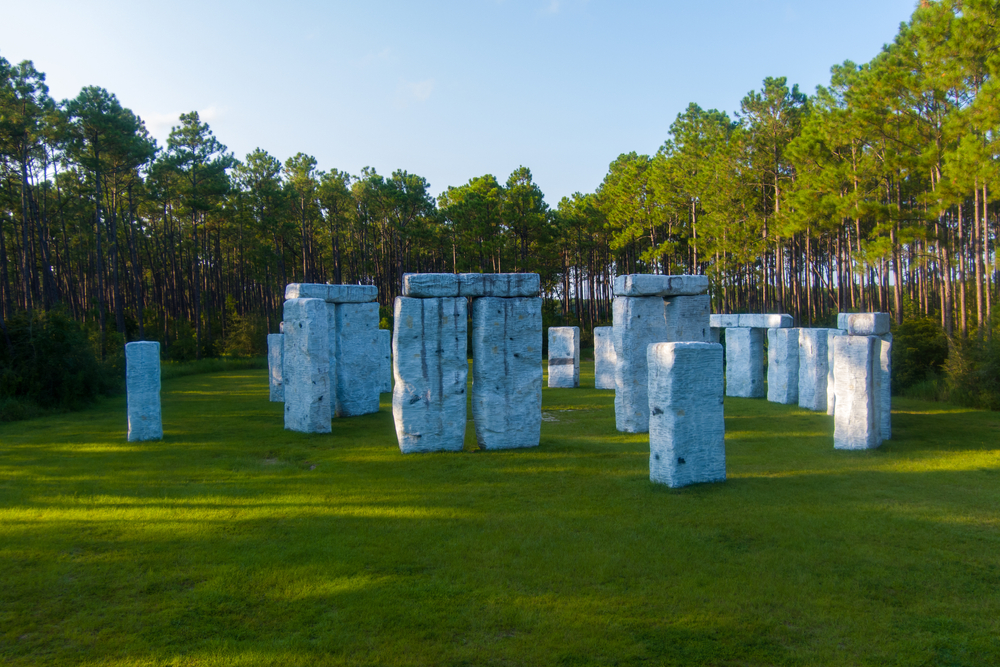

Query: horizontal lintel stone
[[613, 274, 708, 297], [738, 314, 793, 329], [400, 273, 540, 298], [284, 283, 378, 303], [709, 314, 740, 328], [847, 312, 891, 336]]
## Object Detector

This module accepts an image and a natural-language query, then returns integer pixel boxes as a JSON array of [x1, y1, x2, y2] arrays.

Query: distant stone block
[[647, 342, 725, 488], [738, 314, 793, 329], [798, 329, 831, 412], [613, 274, 708, 297], [458, 273, 540, 298], [284, 283, 378, 303], [725, 327, 765, 398], [767, 328, 800, 405], [401, 273, 459, 297], [847, 312, 891, 336], [833, 335, 882, 450], [709, 314, 740, 328], [379, 329, 392, 394], [283, 298, 332, 433], [333, 302, 381, 417], [267, 333, 284, 402], [594, 326, 616, 389], [548, 326, 580, 388], [126, 341, 162, 442]]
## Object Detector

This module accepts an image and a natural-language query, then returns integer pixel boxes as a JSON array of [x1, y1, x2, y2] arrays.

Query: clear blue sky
[[2, 0, 917, 203]]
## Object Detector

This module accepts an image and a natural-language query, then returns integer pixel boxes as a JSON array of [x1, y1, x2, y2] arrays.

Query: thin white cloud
[[395, 79, 435, 108], [546, 0, 561, 14], [139, 106, 224, 143]]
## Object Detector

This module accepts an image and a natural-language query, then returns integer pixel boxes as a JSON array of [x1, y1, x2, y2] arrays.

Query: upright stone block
[[379, 329, 392, 394], [725, 327, 765, 398], [548, 326, 580, 388], [880, 333, 892, 440], [126, 341, 162, 442], [826, 329, 846, 415], [664, 294, 711, 343], [472, 297, 543, 450], [648, 342, 725, 488], [594, 326, 616, 389], [833, 335, 882, 449], [767, 328, 800, 405], [798, 329, 830, 412], [392, 297, 468, 453], [283, 298, 331, 433], [613, 296, 669, 433], [334, 302, 381, 417], [267, 333, 284, 402]]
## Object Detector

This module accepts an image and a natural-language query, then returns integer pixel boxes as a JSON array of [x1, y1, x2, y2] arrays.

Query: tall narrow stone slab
[[126, 341, 162, 442], [767, 328, 800, 405], [472, 297, 542, 450], [379, 329, 392, 394], [648, 342, 725, 488], [613, 296, 669, 433], [725, 327, 765, 398], [880, 333, 892, 440], [334, 302, 381, 417], [594, 326, 616, 389], [548, 326, 580, 388], [283, 298, 331, 433], [267, 333, 284, 402], [833, 335, 882, 449], [798, 329, 831, 412], [826, 329, 846, 415], [392, 297, 468, 453]]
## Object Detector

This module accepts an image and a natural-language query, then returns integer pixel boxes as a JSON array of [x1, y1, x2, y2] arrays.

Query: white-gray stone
[[392, 297, 468, 453], [826, 329, 846, 415], [648, 342, 725, 488], [279, 321, 284, 333], [267, 333, 284, 402], [126, 341, 162, 442], [459, 273, 540, 298], [880, 333, 892, 440], [472, 297, 543, 450], [725, 327, 765, 398], [283, 298, 332, 433], [284, 283, 378, 303], [613, 274, 709, 297], [798, 329, 831, 412], [833, 335, 882, 449], [401, 273, 459, 298], [333, 302, 381, 417], [848, 312, 891, 336], [594, 326, 616, 389], [767, 328, 800, 405], [664, 294, 711, 343], [739, 314, 793, 329], [709, 314, 740, 328], [379, 329, 392, 393], [548, 326, 580, 388]]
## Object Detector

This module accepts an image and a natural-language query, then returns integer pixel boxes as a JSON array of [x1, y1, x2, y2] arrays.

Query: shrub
[[891, 317, 948, 393]]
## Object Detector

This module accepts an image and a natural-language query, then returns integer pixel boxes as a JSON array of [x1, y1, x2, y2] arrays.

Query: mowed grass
[[1, 363, 999, 666]]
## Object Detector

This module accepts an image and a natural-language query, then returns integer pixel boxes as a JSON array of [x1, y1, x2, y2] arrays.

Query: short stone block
[[613, 274, 709, 297], [459, 273, 540, 298], [664, 294, 711, 343], [126, 341, 162, 442], [334, 302, 381, 417], [284, 283, 378, 303], [283, 298, 332, 433], [379, 329, 392, 393], [798, 329, 830, 412], [267, 333, 284, 402], [401, 273, 459, 297], [767, 328, 800, 405], [594, 326, 616, 389], [826, 329, 846, 415], [548, 326, 580, 388], [648, 342, 725, 488], [848, 312, 891, 336], [709, 314, 740, 328], [833, 335, 882, 449], [725, 327, 765, 398], [739, 314, 793, 329]]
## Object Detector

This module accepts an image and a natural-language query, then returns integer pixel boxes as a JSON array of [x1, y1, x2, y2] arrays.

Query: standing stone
[[833, 335, 882, 449], [392, 297, 468, 453], [725, 327, 765, 398], [548, 326, 580, 388], [267, 333, 285, 402], [613, 296, 669, 433], [126, 341, 162, 442], [798, 329, 831, 412], [472, 297, 543, 450], [767, 328, 800, 405], [333, 302, 381, 417], [379, 329, 392, 394], [664, 295, 711, 343], [283, 298, 332, 433], [594, 326, 616, 390], [880, 333, 892, 440], [648, 342, 725, 488], [826, 329, 846, 415]]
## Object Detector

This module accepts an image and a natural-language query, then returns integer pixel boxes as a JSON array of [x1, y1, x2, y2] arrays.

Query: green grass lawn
[[1, 362, 999, 666]]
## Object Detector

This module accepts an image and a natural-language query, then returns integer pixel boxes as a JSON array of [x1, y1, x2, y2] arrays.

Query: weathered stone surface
[[826, 329, 846, 415], [594, 326, 616, 389], [798, 329, 831, 412], [709, 314, 740, 328], [833, 335, 882, 449], [664, 295, 711, 343], [548, 326, 580, 388], [648, 342, 726, 488], [267, 333, 284, 402], [283, 298, 332, 433], [279, 321, 284, 333], [725, 327, 765, 398], [613, 274, 709, 297], [848, 312, 891, 336], [459, 273, 540, 298], [837, 313, 851, 330], [392, 297, 468, 453], [126, 341, 162, 442], [739, 314, 793, 329], [880, 333, 892, 440], [472, 297, 542, 449], [401, 273, 459, 297], [334, 302, 381, 417], [284, 283, 378, 303], [379, 329, 392, 393], [613, 296, 669, 433], [767, 328, 800, 404]]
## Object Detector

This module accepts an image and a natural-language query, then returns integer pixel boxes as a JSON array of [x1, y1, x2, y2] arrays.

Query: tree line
[[1, 0, 997, 365]]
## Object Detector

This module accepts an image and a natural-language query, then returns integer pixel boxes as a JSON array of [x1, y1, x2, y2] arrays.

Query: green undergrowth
[[1, 363, 998, 665]]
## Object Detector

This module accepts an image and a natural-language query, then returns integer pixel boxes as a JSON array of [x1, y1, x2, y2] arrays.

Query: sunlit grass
[[1, 362, 999, 665]]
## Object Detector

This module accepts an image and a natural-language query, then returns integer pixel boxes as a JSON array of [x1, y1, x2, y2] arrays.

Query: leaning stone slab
[[847, 313, 891, 336], [798, 329, 831, 412], [284, 283, 378, 303], [267, 333, 284, 402], [709, 314, 740, 328], [826, 329, 846, 415], [379, 329, 392, 394], [472, 297, 543, 449], [880, 333, 892, 440], [594, 326, 616, 389], [725, 327, 765, 398], [392, 297, 468, 453], [613, 274, 709, 297], [548, 326, 580, 388], [767, 328, 800, 405], [459, 273, 540, 298], [648, 342, 725, 488], [126, 341, 162, 442], [739, 314, 793, 329], [333, 302, 381, 417], [283, 298, 332, 433], [833, 335, 882, 449], [401, 273, 459, 298]]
